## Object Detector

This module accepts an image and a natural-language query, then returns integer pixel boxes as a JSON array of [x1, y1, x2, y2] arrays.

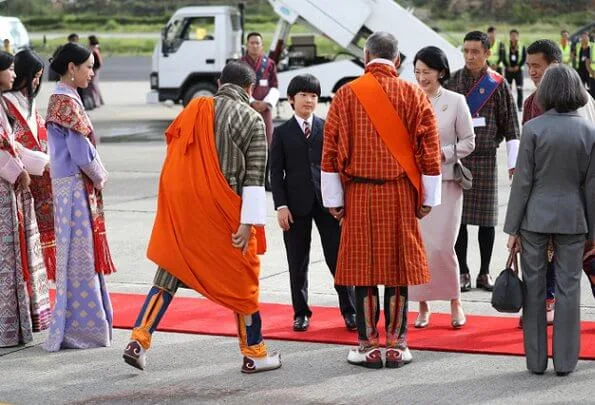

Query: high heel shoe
[[451, 301, 466, 329], [414, 312, 430, 328], [451, 315, 466, 329]]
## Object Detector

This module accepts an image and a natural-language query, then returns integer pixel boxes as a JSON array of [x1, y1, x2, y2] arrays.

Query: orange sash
[[349, 73, 422, 206], [147, 97, 264, 315]]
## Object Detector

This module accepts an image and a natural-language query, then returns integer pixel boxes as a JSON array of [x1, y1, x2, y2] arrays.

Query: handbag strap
[[506, 250, 520, 274]]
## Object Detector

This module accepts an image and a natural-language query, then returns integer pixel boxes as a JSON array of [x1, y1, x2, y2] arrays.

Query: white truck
[[147, 0, 464, 105]]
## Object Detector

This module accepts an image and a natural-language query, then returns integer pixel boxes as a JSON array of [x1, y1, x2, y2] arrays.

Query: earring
[[71, 76, 75, 81]]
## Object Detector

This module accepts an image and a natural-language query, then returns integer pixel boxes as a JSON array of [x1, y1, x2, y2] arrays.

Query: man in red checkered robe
[[321, 32, 442, 369]]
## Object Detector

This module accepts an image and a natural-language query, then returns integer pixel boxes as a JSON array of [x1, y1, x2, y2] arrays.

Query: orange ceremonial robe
[[147, 97, 262, 315], [322, 63, 441, 286]]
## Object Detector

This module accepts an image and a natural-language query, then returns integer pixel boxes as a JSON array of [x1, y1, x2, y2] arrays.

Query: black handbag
[[452, 141, 472, 190], [491, 251, 524, 313]]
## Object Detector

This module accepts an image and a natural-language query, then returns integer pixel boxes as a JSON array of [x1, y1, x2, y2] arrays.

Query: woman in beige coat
[[409, 46, 476, 328]]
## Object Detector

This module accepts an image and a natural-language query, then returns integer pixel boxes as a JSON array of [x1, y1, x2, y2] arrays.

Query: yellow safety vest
[[488, 41, 501, 66], [503, 41, 525, 70], [560, 42, 572, 65], [575, 42, 595, 71]]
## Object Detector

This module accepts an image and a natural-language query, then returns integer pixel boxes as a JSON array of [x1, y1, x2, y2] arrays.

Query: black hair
[[527, 40, 562, 64], [561, 29, 569, 35], [49, 43, 91, 76], [510, 29, 519, 35], [413, 46, 451, 85], [89, 35, 99, 46], [219, 60, 256, 88], [463, 31, 491, 51], [0, 51, 13, 71], [11, 49, 44, 117], [67, 33, 79, 42], [246, 32, 262, 42], [287, 74, 321, 98], [487, 26, 496, 33]]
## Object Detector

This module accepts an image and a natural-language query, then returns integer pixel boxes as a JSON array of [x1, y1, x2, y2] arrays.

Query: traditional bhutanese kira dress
[[43, 83, 115, 351], [0, 104, 50, 347]]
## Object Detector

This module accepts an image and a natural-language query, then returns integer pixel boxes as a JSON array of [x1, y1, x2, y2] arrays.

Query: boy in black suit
[[270, 74, 356, 332]]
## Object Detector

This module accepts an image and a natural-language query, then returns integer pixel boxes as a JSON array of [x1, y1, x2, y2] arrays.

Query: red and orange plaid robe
[[322, 63, 441, 286]]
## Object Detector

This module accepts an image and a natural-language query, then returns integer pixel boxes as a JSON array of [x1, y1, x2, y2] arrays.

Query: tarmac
[[0, 81, 594, 405]]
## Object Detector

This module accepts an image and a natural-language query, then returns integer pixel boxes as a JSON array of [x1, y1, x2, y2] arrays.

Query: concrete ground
[[0, 79, 594, 404]]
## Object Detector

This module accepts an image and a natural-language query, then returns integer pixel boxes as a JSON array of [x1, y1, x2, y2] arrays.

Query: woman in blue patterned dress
[[43, 43, 116, 351]]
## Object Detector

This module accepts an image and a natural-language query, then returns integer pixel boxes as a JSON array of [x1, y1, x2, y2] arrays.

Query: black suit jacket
[[270, 115, 325, 217]]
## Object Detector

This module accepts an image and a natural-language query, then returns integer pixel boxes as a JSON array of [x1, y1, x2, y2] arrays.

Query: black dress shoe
[[460, 273, 471, 292], [476, 274, 494, 291], [343, 314, 357, 331], [293, 316, 309, 332], [556, 371, 570, 377]]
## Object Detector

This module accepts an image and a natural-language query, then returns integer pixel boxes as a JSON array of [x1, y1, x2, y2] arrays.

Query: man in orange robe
[[321, 32, 442, 369], [123, 61, 281, 374]]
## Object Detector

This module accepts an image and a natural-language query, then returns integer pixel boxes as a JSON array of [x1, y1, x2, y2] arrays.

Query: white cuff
[[0, 150, 24, 184], [321, 171, 344, 208], [422, 174, 442, 207], [263, 87, 280, 108], [17, 145, 49, 176], [241, 186, 267, 225], [506, 139, 520, 169], [276, 205, 288, 211]]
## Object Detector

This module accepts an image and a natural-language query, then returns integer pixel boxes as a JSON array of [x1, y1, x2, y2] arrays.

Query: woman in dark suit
[[504, 64, 595, 376]]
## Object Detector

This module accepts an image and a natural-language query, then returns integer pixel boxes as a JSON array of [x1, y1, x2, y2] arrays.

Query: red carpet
[[103, 292, 595, 360]]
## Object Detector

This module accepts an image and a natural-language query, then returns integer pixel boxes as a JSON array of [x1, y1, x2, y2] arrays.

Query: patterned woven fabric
[[322, 63, 441, 286], [213, 84, 267, 193], [447, 67, 520, 226], [6, 98, 57, 280]]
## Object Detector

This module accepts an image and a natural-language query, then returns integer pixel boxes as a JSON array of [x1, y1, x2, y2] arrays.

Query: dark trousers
[[283, 201, 355, 318], [355, 286, 408, 348], [456, 224, 495, 275], [505, 70, 524, 110], [520, 231, 583, 373]]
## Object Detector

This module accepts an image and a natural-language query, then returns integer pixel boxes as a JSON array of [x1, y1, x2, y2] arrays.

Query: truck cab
[[148, 6, 242, 105]]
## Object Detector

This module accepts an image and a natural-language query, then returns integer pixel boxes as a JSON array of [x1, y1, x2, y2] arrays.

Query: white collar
[[294, 114, 314, 133], [367, 58, 396, 67]]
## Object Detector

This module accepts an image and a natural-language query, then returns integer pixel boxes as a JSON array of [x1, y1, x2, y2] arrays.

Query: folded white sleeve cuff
[[321, 171, 344, 208], [506, 139, 520, 169], [422, 174, 442, 207], [0, 150, 24, 184], [263, 87, 280, 108], [18, 146, 49, 176], [241, 186, 267, 225]]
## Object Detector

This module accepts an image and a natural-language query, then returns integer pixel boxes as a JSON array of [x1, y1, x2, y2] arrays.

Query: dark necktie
[[303, 121, 311, 139]]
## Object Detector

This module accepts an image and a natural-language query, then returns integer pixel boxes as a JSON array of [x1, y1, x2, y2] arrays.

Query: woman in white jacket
[[409, 46, 476, 329]]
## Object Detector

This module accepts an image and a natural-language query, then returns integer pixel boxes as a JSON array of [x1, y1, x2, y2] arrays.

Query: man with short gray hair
[[321, 31, 442, 368]]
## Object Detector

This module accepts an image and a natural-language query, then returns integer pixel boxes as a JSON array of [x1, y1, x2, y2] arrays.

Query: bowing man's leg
[[236, 312, 282, 374], [124, 267, 180, 370]]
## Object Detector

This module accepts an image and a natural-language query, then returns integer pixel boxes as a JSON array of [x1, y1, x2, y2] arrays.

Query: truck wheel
[[183, 82, 217, 106]]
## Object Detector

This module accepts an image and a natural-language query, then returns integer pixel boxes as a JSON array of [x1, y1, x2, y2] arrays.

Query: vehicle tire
[[183, 82, 217, 106]]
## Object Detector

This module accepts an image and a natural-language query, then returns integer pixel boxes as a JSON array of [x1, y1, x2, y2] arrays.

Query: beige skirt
[[409, 181, 462, 302]]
